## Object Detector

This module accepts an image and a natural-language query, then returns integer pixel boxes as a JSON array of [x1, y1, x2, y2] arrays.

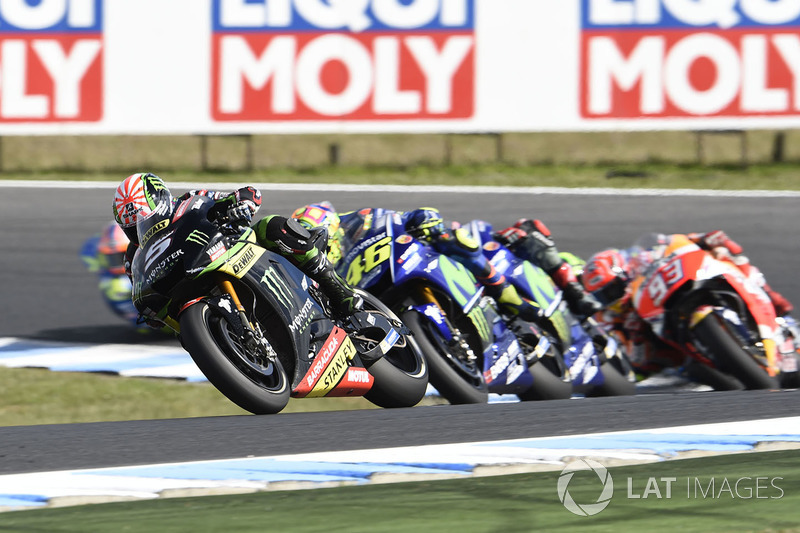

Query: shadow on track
[[27, 325, 179, 346]]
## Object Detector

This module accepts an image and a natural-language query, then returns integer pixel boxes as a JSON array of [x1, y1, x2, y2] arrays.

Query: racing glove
[[227, 201, 256, 224], [494, 226, 527, 247], [689, 230, 743, 256]]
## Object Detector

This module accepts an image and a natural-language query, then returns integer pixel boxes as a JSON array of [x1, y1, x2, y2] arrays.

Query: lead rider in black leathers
[[112, 172, 362, 328]]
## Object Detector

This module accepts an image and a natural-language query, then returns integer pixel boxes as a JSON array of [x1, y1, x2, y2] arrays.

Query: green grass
[[0, 367, 443, 426], [6, 161, 800, 191], [2, 450, 798, 532]]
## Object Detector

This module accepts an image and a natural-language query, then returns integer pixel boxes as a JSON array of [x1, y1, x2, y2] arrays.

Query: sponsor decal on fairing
[[207, 242, 227, 261], [288, 297, 314, 333], [483, 339, 525, 384], [294, 327, 367, 397]]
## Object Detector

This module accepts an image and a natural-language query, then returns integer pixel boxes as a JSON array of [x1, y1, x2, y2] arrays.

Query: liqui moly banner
[[3, 0, 800, 135], [0, 0, 102, 123], [211, 0, 476, 121], [581, 0, 800, 119]]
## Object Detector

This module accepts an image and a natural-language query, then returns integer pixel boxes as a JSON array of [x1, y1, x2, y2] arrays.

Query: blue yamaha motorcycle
[[336, 209, 574, 404], [465, 219, 636, 397]]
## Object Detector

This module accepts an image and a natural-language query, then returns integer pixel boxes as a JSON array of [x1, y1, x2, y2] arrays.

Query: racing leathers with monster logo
[[112, 173, 362, 328]]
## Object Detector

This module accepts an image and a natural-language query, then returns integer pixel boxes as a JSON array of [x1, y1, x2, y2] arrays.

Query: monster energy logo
[[186, 230, 209, 245], [468, 307, 492, 343], [261, 268, 294, 310]]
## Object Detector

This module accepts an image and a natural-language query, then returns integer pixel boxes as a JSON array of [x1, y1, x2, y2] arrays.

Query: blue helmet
[[404, 208, 444, 240]]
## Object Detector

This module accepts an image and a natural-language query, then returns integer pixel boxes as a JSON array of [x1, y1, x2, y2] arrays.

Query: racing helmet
[[581, 249, 631, 306], [112, 173, 173, 243], [404, 208, 444, 240], [291, 202, 345, 264], [97, 222, 130, 276]]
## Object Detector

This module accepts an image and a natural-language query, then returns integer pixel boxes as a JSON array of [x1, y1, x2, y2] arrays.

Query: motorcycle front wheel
[[692, 313, 780, 390], [517, 347, 572, 401], [399, 305, 489, 405], [180, 301, 291, 414], [584, 360, 637, 397]]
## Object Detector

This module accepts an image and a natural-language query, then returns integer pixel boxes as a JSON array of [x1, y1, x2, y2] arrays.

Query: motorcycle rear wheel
[[180, 301, 291, 414], [692, 313, 780, 390], [359, 292, 430, 408]]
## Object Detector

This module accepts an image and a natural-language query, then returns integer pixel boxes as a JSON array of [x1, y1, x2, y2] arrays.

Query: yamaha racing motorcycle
[[336, 209, 574, 404], [130, 197, 428, 414], [467, 220, 637, 397]]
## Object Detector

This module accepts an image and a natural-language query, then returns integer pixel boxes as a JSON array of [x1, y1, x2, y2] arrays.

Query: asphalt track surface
[[0, 183, 798, 475]]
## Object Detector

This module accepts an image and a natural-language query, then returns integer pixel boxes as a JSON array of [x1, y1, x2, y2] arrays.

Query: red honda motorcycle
[[628, 233, 797, 390]]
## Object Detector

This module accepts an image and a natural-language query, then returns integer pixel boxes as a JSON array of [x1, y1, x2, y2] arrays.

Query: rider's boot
[[467, 257, 543, 322], [486, 282, 543, 323], [301, 251, 363, 317], [764, 282, 794, 316], [737, 260, 794, 317], [550, 262, 602, 317]]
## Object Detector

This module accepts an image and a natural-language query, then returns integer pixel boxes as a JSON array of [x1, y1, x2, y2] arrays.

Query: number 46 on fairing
[[346, 236, 392, 286]]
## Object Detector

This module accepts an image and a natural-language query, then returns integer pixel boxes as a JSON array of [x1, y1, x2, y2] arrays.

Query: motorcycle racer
[[582, 230, 795, 375], [79, 221, 144, 331], [292, 203, 547, 323], [493, 219, 602, 318], [291, 201, 346, 265], [112, 173, 362, 328]]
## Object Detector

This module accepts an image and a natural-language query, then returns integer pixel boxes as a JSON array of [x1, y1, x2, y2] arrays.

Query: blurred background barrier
[[4, 0, 800, 166], [3, 130, 798, 173]]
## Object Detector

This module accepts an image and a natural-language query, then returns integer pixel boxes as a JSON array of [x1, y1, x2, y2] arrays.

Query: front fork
[[216, 275, 274, 359], [416, 285, 477, 363], [219, 276, 253, 332]]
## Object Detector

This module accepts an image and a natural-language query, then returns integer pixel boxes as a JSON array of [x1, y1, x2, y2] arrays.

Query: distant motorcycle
[[80, 221, 143, 330], [336, 210, 575, 404], [627, 232, 797, 390], [467, 219, 636, 397], [130, 196, 428, 414]]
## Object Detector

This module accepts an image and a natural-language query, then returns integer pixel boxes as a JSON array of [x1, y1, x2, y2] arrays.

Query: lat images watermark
[[557, 459, 614, 516], [557, 461, 786, 516]]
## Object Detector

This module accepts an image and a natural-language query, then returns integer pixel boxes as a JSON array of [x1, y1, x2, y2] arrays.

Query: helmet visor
[[592, 276, 629, 306]]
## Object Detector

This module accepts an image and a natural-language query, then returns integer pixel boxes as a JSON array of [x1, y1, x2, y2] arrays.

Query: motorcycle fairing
[[292, 326, 374, 398], [467, 221, 612, 384], [631, 235, 780, 374], [341, 213, 493, 345], [482, 327, 533, 393], [564, 337, 602, 386]]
